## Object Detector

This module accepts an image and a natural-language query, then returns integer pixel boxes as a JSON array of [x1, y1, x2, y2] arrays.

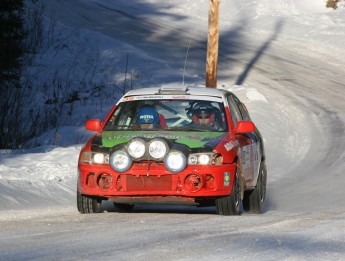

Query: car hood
[[92, 130, 228, 151]]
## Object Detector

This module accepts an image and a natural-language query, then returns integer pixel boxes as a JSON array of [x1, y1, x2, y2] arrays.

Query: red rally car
[[77, 86, 267, 215]]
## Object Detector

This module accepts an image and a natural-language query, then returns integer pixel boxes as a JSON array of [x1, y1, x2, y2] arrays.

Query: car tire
[[113, 203, 134, 212], [243, 160, 267, 214], [77, 191, 102, 214], [215, 168, 241, 215]]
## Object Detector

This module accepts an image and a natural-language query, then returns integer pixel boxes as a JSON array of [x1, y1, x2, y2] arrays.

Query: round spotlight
[[164, 151, 187, 173], [148, 139, 168, 160], [127, 138, 146, 159], [109, 150, 132, 172]]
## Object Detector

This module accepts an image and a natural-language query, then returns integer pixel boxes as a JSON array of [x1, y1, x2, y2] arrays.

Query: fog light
[[98, 173, 113, 191], [184, 174, 203, 192]]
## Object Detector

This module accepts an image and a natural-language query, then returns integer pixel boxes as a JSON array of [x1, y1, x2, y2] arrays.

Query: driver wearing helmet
[[191, 102, 222, 130], [136, 105, 160, 129], [194, 108, 214, 126]]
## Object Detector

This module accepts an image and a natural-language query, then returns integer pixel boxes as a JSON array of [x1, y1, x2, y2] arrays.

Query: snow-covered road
[[1, 0, 345, 260]]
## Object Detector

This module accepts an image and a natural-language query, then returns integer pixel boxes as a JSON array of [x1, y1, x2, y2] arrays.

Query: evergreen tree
[[0, 0, 26, 148], [0, 0, 25, 85]]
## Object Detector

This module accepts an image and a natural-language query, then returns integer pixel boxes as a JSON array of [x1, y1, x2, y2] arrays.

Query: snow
[[1, 0, 345, 260]]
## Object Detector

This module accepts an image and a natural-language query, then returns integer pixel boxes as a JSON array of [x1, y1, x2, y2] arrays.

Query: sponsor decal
[[242, 145, 251, 169], [224, 140, 239, 151], [172, 95, 187, 99], [136, 95, 164, 100], [253, 142, 261, 174], [224, 172, 230, 186], [106, 134, 185, 140], [187, 135, 201, 140], [139, 114, 154, 122], [101, 131, 225, 149], [121, 95, 164, 102]]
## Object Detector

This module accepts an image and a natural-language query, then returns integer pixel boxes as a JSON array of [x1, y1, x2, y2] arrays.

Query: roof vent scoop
[[157, 86, 189, 95]]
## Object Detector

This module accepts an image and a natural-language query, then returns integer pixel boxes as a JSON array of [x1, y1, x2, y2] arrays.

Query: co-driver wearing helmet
[[136, 105, 160, 129]]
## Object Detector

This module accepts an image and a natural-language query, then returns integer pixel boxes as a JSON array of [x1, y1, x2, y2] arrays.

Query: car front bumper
[[78, 162, 237, 202]]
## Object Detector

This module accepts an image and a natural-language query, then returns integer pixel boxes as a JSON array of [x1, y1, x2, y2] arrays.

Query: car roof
[[123, 86, 229, 99]]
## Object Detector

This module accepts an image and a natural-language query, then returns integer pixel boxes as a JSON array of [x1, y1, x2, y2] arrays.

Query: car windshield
[[103, 99, 228, 132]]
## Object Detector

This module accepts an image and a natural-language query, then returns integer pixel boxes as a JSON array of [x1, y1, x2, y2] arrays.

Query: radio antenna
[[182, 38, 192, 86], [182, 22, 197, 86]]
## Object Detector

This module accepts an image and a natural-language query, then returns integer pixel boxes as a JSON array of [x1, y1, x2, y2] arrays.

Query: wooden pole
[[206, 0, 220, 88]]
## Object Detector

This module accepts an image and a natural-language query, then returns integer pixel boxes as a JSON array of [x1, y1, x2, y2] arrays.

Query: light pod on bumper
[[148, 138, 168, 160], [109, 150, 132, 172], [164, 151, 187, 173], [127, 138, 146, 159]]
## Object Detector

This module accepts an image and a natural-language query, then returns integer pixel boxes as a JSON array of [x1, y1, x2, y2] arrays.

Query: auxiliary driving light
[[127, 138, 146, 159], [164, 151, 187, 173], [148, 139, 168, 160], [109, 150, 132, 172]]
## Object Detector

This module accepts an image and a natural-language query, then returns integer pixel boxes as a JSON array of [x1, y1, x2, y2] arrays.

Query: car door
[[227, 95, 258, 188], [233, 96, 262, 186]]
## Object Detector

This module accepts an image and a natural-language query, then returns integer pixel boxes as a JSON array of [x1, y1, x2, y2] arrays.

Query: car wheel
[[216, 168, 241, 215], [77, 191, 102, 214], [243, 160, 267, 213], [114, 203, 134, 212]]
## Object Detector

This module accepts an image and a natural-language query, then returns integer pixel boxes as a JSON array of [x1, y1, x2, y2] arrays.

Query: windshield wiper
[[103, 125, 132, 131], [172, 127, 208, 132]]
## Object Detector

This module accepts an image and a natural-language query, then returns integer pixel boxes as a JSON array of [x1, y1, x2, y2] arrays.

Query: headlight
[[127, 138, 146, 159], [198, 154, 210, 164], [148, 139, 168, 160], [93, 153, 105, 164], [164, 151, 187, 173], [80, 152, 109, 164], [188, 153, 214, 165], [109, 150, 132, 172]]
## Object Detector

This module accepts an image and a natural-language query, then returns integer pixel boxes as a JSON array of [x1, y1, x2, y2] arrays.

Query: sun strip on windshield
[[119, 95, 223, 103]]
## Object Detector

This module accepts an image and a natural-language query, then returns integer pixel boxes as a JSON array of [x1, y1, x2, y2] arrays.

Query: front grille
[[125, 175, 172, 191]]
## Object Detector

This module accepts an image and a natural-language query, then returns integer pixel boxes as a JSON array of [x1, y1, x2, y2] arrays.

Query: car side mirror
[[235, 121, 255, 134], [86, 119, 102, 132]]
